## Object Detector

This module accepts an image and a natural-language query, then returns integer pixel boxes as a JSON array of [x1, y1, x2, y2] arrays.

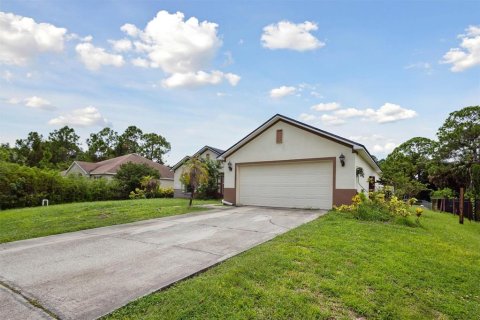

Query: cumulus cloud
[[311, 102, 340, 111], [0, 11, 67, 65], [75, 42, 125, 71], [7, 95, 55, 110], [121, 23, 140, 37], [123, 10, 221, 74], [109, 38, 132, 52], [261, 20, 324, 51], [162, 70, 240, 89], [320, 114, 346, 125], [25, 96, 55, 110], [131, 57, 149, 68], [270, 85, 296, 99], [441, 25, 480, 72], [299, 113, 317, 122], [48, 106, 108, 127], [328, 103, 417, 124], [372, 142, 397, 153], [117, 10, 238, 88]]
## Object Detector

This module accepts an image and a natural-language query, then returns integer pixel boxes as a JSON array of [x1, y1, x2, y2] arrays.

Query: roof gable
[[219, 114, 381, 172]]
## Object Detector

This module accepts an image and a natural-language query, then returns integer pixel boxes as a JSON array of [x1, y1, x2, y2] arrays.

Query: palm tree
[[180, 157, 209, 206]]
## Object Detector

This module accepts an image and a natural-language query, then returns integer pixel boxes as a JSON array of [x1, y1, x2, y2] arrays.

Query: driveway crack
[[194, 223, 276, 234], [0, 280, 58, 319], [173, 245, 222, 257]]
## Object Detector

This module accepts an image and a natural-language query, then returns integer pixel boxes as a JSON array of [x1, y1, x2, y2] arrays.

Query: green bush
[[156, 187, 174, 198], [0, 161, 123, 209], [335, 192, 418, 226]]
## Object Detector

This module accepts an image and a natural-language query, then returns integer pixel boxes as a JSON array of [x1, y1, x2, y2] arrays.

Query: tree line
[[379, 105, 480, 200], [0, 125, 171, 170]]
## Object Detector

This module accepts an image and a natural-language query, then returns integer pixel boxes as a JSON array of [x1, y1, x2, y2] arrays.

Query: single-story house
[[63, 153, 174, 188], [172, 146, 224, 198], [218, 114, 381, 209]]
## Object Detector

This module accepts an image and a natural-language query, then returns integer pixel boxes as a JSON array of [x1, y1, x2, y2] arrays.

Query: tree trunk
[[189, 186, 194, 207]]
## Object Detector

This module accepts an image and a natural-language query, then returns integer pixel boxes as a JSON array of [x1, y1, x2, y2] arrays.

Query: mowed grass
[[105, 210, 480, 320], [0, 198, 219, 244]]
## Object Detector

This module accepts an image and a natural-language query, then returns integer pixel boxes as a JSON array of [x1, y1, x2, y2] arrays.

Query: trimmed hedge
[[0, 161, 123, 210]]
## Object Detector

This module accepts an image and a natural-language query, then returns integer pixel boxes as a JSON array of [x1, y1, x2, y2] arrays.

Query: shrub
[[156, 187, 174, 198], [0, 161, 123, 209], [129, 188, 146, 199], [115, 163, 160, 197], [334, 192, 418, 225]]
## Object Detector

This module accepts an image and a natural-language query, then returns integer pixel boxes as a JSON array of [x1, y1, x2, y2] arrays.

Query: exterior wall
[[66, 163, 89, 177], [159, 179, 174, 188], [355, 153, 380, 193], [223, 120, 357, 206]]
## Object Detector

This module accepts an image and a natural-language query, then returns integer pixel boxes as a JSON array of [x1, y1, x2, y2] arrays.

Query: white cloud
[[162, 70, 241, 89], [441, 25, 480, 72], [75, 42, 125, 71], [109, 38, 132, 52], [131, 57, 149, 68], [373, 142, 397, 153], [0, 11, 67, 65], [320, 114, 345, 125], [299, 113, 317, 122], [332, 103, 417, 123], [124, 10, 221, 74], [48, 106, 108, 127], [25, 96, 55, 110], [311, 102, 340, 111], [224, 73, 241, 86], [348, 134, 384, 142], [270, 85, 296, 99], [261, 20, 324, 51], [121, 23, 140, 37], [334, 107, 367, 118]]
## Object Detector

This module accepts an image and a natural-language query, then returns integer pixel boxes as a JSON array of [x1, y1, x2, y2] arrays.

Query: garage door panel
[[237, 161, 333, 209]]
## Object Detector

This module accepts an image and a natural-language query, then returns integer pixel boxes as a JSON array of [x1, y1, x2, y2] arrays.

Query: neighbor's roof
[[73, 154, 173, 179], [171, 145, 225, 171], [218, 114, 381, 173]]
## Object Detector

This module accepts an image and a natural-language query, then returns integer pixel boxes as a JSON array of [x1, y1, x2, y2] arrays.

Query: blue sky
[[1, 0, 479, 165]]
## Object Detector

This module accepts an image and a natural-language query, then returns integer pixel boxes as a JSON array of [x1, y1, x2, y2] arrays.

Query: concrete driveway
[[0, 206, 323, 320]]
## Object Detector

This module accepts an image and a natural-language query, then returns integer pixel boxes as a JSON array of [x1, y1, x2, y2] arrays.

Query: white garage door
[[237, 161, 333, 209]]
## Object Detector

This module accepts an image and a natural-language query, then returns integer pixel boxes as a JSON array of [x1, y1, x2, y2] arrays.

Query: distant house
[[172, 146, 225, 198], [63, 153, 174, 188]]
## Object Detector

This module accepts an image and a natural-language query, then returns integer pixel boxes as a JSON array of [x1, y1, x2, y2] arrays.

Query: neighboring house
[[218, 114, 381, 209], [63, 153, 174, 188], [172, 146, 225, 198]]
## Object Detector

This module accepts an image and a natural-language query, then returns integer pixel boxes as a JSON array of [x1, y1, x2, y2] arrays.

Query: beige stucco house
[[172, 146, 224, 198], [64, 153, 174, 188], [219, 114, 381, 209]]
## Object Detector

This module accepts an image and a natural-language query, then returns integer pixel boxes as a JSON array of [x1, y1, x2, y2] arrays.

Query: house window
[[276, 129, 283, 144], [206, 153, 210, 159]]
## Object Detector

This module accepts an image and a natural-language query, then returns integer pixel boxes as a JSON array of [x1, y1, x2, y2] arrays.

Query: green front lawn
[[105, 209, 480, 319], [0, 198, 219, 244]]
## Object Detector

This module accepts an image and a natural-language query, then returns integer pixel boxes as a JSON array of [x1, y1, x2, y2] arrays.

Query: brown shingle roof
[[76, 154, 173, 179]]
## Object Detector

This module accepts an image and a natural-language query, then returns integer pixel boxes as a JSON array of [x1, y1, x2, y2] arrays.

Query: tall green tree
[[14, 132, 46, 167], [115, 126, 143, 156], [86, 127, 119, 161], [380, 137, 435, 199], [436, 106, 480, 190], [114, 162, 160, 197], [180, 157, 209, 206], [47, 126, 81, 168], [140, 133, 171, 164]]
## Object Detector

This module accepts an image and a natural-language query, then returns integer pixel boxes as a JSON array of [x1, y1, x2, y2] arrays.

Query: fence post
[[459, 188, 464, 224]]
